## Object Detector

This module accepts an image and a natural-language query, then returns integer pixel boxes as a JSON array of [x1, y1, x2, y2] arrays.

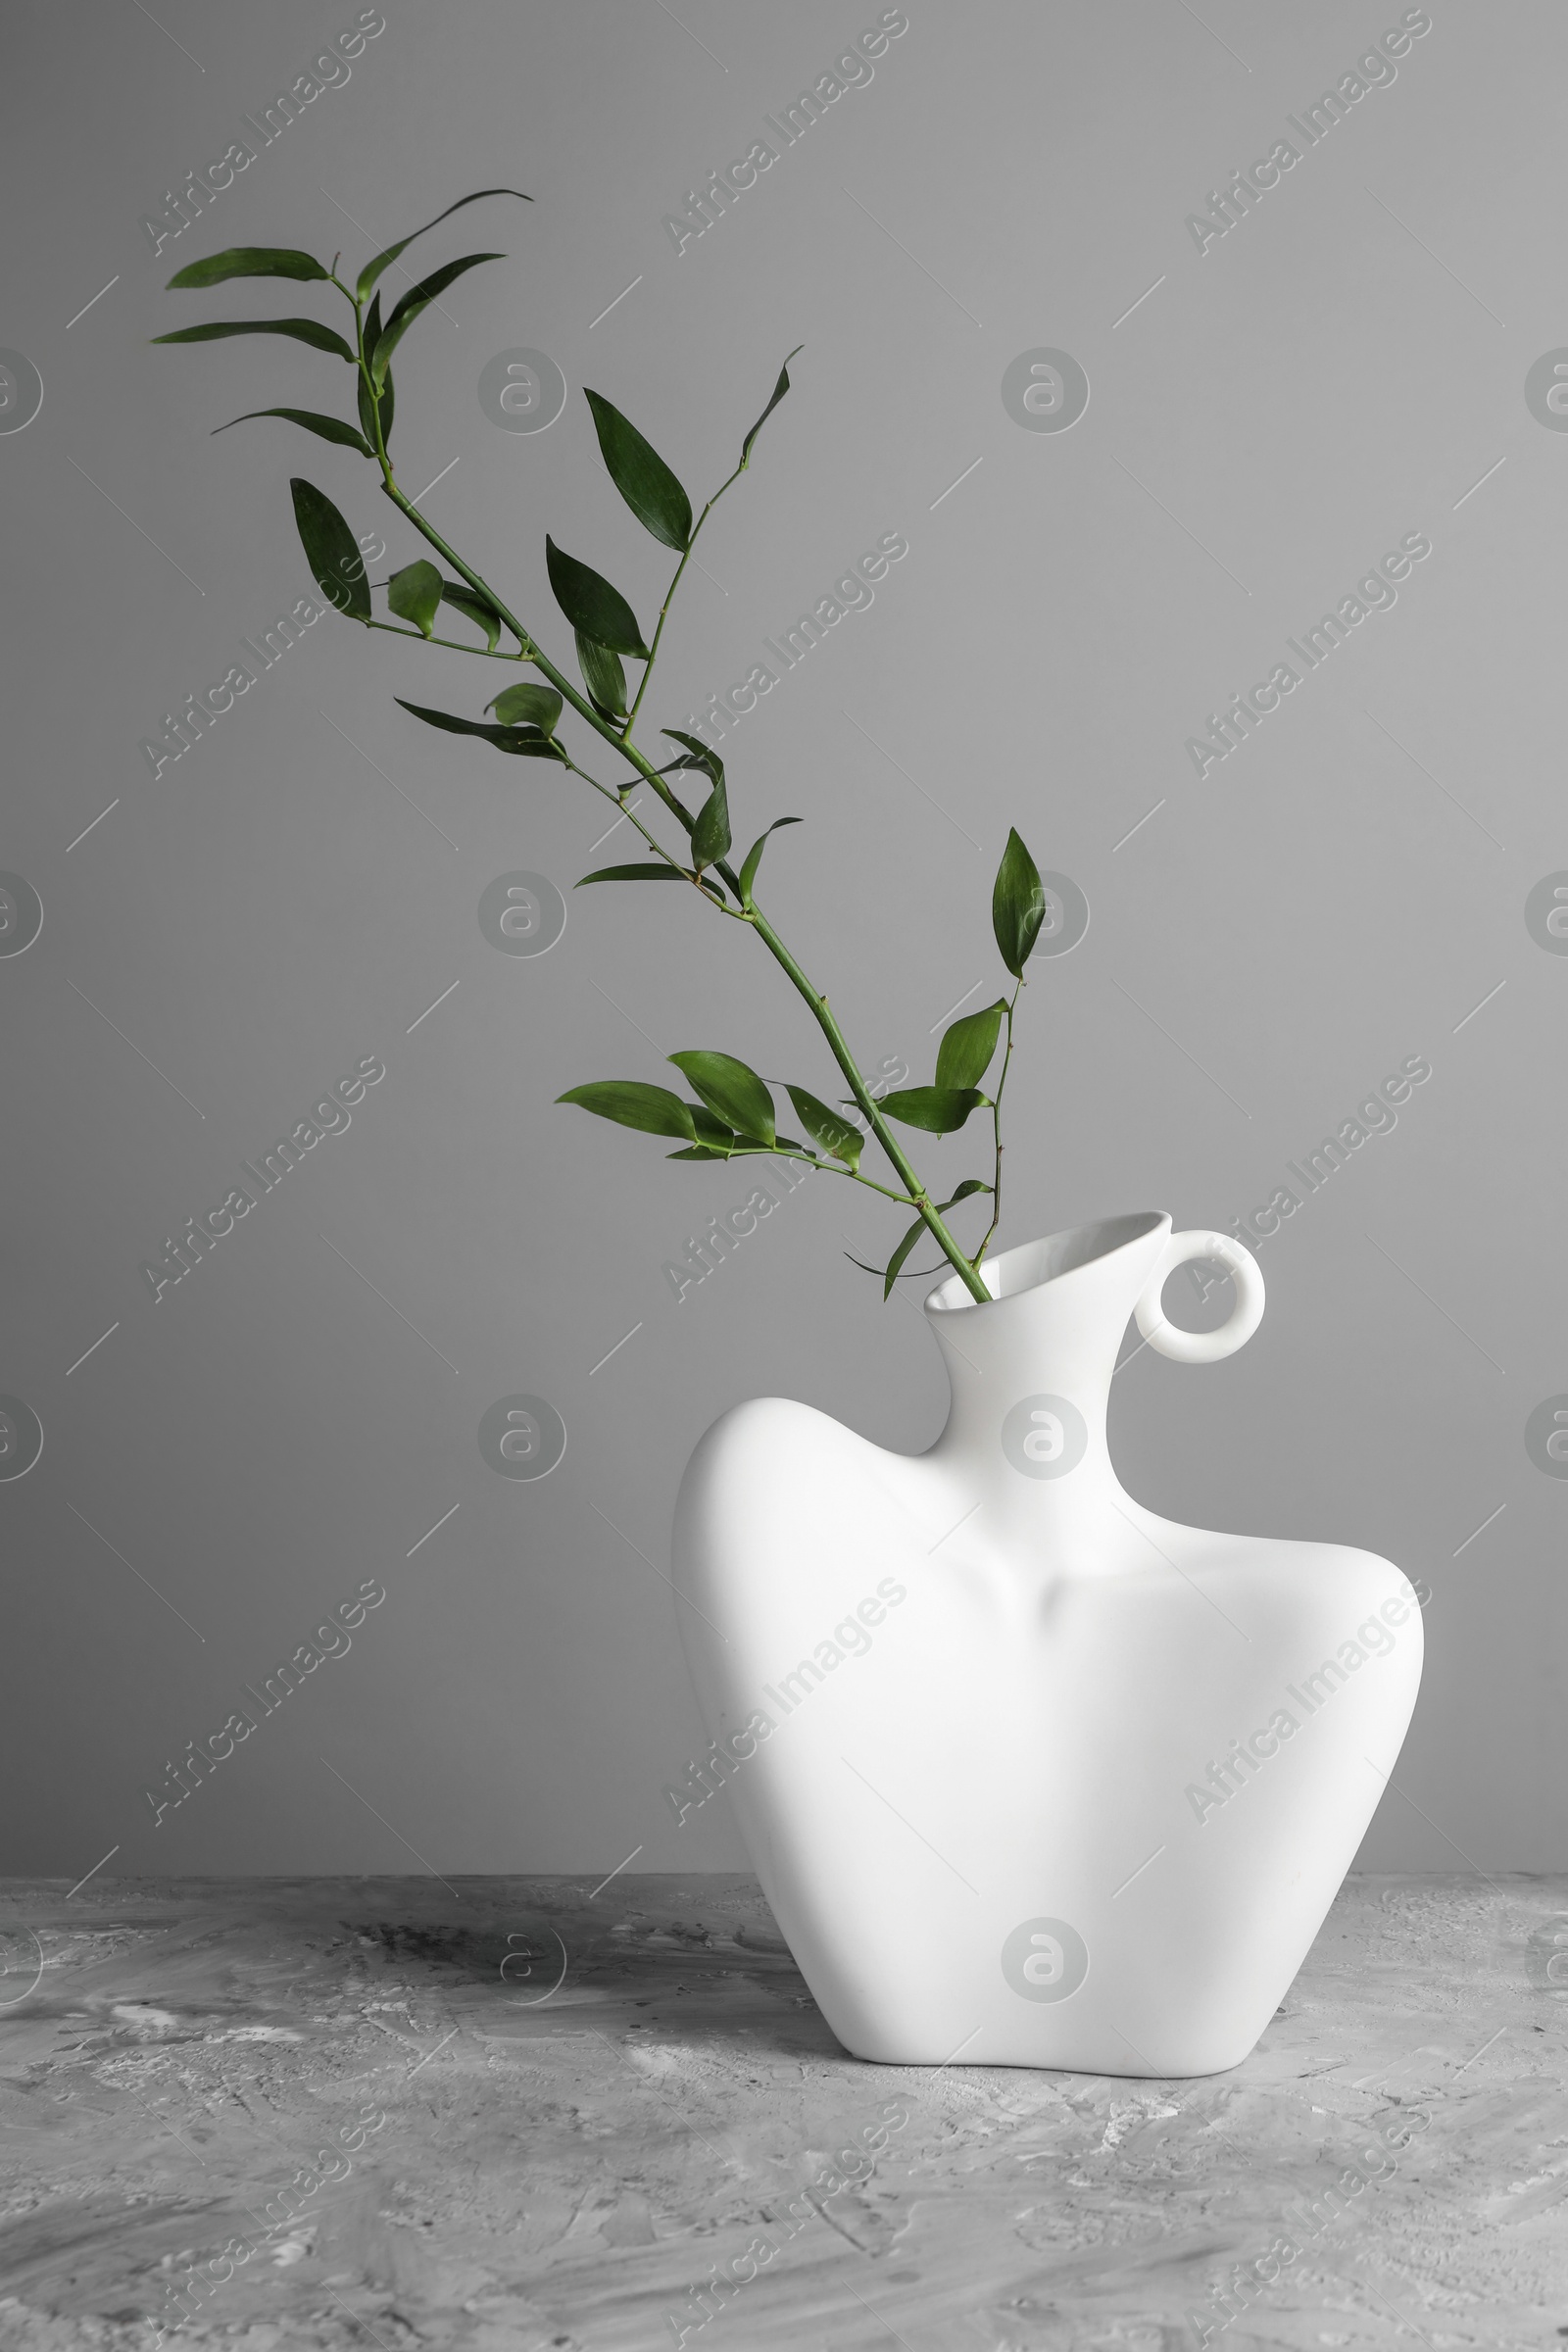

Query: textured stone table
[[0, 1874, 1564, 2349]]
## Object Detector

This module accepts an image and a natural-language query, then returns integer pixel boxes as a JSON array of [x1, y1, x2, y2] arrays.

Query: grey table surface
[[0, 1873, 1564, 2350]]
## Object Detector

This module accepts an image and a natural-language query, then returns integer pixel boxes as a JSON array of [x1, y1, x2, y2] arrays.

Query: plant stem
[[623, 460, 745, 734], [974, 978, 1022, 1266], [343, 286, 991, 1304], [712, 1145, 918, 1208], [365, 618, 521, 660], [382, 473, 703, 826], [743, 911, 990, 1298], [562, 757, 750, 916]]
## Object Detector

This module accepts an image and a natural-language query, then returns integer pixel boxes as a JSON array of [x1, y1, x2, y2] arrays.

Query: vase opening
[[924, 1211, 1167, 1316]]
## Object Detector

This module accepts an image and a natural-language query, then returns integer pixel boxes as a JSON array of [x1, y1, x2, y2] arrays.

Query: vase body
[[671, 1212, 1422, 2076]]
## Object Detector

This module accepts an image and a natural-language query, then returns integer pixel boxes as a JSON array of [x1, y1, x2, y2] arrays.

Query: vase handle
[[1135, 1230, 1264, 1364]]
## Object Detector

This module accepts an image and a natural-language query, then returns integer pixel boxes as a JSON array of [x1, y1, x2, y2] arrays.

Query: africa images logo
[[0, 1923, 44, 2008], [479, 1396, 567, 1481], [1002, 1395, 1088, 1479], [0, 1397, 45, 1483], [477, 350, 566, 434], [1001, 350, 1090, 434], [1525, 1396, 1568, 1479], [1001, 1916, 1090, 2003], [477, 872, 566, 956], [0, 872, 43, 957]]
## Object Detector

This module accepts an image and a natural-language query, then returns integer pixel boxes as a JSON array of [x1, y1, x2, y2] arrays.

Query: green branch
[[356, 438, 988, 1289], [170, 246, 1001, 1305]]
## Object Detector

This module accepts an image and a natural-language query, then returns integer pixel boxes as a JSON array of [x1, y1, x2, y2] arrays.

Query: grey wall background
[[1, 0, 1562, 1881]]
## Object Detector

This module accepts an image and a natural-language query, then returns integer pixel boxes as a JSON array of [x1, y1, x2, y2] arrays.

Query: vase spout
[[921, 1213, 1174, 1513]]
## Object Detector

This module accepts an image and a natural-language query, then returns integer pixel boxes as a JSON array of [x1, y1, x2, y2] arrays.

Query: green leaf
[[487, 683, 562, 732], [661, 734, 725, 837], [372, 253, 505, 386], [688, 1103, 738, 1151], [741, 345, 805, 466], [387, 560, 444, 637], [498, 736, 568, 760], [784, 1084, 862, 1172], [576, 631, 627, 717], [363, 288, 385, 379], [166, 246, 328, 288], [733, 1138, 810, 1159], [690, 775, 731, 872], [394, 698, 566, 759], [289, 478, 369, 620], [881, 1215, 927, 1300], [738, 818, 803, 905], [212, 407, 372, 456], [935, 999, 1006, 1092], [674, 1146, 805, 1164], [152, 317, 356, 362], [993, 826, 1047, 978], [879, 1086, 987, 1135], [667, 1052, 775, 1147], [843, 1235, 926, 1282], [358, 362, 393, 453], [576, 862, 688, 886], [556, 1081, 695, 1140], [357, 189, 531, 303], [583, 389, 692, 552], [667, 1126, 789, 1160], [545, 538, 648, 658], [661, 729, 724, 788], [441, 583, 500, 652], [847, 1189, 989, 1295]]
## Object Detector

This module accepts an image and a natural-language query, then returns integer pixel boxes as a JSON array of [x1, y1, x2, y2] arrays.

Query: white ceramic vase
[[672, 1211, 1423, 2077]]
